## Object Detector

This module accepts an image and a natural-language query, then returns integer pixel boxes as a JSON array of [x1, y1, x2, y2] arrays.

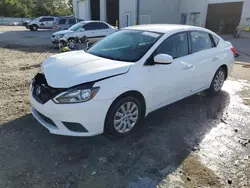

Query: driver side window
[[39, 18, 45, 22], [155, 32, 189, 59]]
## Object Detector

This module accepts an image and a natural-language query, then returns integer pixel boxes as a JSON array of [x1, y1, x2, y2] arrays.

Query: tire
[[30, 25, 38, 31], [209, 67, 226, 93], [105, 96, 143, 138], [67, 38, 76, 49]]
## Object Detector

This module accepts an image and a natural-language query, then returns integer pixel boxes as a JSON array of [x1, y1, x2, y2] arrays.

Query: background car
[[23, 19, 32, 28], [9, 21, 20, 26], [27, 16, 57, 31], [52, 16, 83, 32], [51, 20, 117, 48]]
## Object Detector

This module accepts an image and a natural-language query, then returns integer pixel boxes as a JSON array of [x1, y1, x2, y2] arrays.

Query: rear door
[[58, 18, 67, 30], [45, 17, 55, 29], [82, 22, 109, 43], [95, 22, 112, 37], [187, 31, 223, 91]]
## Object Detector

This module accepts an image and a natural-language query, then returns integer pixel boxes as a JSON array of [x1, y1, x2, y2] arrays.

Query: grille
[[32, 73, 63, 104]]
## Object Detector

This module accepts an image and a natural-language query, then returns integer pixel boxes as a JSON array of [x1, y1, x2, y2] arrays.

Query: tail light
[[56, 25, 60, 29], [231, 46, 236, 56]]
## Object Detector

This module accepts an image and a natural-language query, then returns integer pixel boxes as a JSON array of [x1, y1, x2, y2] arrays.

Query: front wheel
[[30, 25, 38, 31], [209, 67, 226, 93], [67, 38, 76, 49], [105, 96, 143, 138]]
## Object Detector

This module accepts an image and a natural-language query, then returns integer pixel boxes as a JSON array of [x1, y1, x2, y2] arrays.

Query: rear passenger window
[[95, 23, 109, 29], [59, 19, 67, 24], [83, 22, 109, 30], [83, 23, 97, 30], [190, 32, 213, 53], [69, 19, 76, 24], [155, 32, 189, 59]]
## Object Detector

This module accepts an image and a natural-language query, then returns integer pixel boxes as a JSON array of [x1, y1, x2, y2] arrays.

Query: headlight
[[53, 87, 100, 104], [56, 34, 64, 39]]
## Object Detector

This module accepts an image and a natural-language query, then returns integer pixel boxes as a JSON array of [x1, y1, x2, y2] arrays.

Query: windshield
[[87, 30, 163, 62], [69, 22, 84, 31]]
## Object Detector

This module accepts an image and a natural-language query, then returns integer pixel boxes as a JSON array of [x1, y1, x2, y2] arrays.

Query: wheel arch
[[220, 64, 228, 80], [32, 24, 39, 28], [105, 90, 147, 122]]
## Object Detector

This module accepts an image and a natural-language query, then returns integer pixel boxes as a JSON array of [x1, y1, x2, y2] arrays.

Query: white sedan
[[30, 24, 235, 138], [51, 21, 117, 48]]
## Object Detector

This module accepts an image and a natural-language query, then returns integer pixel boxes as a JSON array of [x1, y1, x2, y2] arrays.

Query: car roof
[[40, 16, 56, 18], [125, 24, 204, 33], [80, 20, 107, 24], [57, 16, 76, 19]]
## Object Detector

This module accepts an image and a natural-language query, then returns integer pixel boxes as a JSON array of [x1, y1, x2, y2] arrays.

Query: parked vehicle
[[9, 21, 20, 26], [23, 20, 32, 28], [52, 16, 83, 32], [27, 16, 57, 31], [51, 21, 117, 48], [30, 24, 235, 138]]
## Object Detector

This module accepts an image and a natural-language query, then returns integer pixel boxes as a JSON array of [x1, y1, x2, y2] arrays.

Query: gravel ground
[[1, 29, 250, 188], [0, 26, 52, 46]]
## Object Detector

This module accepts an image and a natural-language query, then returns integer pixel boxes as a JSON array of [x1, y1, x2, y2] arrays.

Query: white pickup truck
[[27, 16, 57, 31]]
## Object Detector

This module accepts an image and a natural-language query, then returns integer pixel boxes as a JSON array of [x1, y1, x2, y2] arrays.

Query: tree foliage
[[0, 0, 73, 17]]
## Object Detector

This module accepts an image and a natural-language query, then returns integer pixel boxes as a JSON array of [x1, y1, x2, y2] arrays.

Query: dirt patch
[[0, 26, 26, 32], [239, 87, 250, 106], [231, 64, 250, 81], [180, 154, 221, 188], [1, 47, 250, 188], [0, 47, 55, 124]]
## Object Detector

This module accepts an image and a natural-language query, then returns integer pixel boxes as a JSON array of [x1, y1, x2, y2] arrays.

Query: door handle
[[212, 57, 219, 61], [183, 64, 194, 70]]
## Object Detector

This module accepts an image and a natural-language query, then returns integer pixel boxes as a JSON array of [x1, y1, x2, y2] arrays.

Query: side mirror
[[154, 54, 173, 64], [79, 28, 85, 32]]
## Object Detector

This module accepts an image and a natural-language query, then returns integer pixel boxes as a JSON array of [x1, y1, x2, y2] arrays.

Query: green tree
[[0, 0, 73, 17]]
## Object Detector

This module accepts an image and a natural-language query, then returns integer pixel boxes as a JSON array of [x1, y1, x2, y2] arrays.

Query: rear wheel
[[105, 96, 143, 138], [209, 67, 226, 93]]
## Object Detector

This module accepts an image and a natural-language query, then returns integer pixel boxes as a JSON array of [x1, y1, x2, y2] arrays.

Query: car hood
[[53, 30, 72, 36], [42, 51, 133, 88], [27, 20, 37, 25]]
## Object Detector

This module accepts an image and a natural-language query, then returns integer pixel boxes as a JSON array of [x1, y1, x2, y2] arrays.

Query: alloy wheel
[[68, 39, 76, 49], [213, 70, 225, 91], [113, 102, 139, 133]]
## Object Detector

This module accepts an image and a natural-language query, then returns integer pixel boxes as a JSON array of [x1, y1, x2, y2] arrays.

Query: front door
[[147, 32, 195, 110]]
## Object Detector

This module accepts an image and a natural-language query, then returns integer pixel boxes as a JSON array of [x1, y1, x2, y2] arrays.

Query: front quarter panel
[[92, 64, 151, 115]]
